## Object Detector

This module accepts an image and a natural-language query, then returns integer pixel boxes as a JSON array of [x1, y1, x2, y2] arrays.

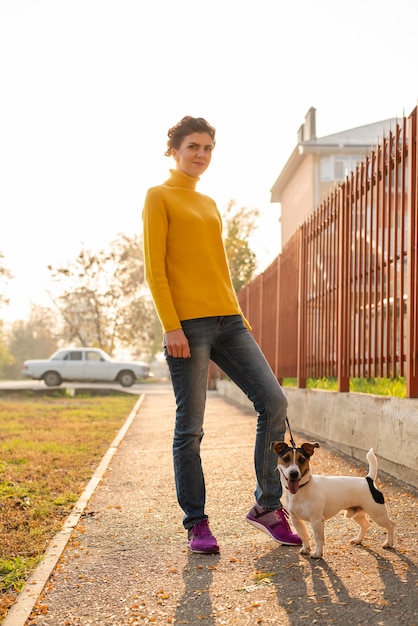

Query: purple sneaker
[[246, 504, 302, 545], [188, 519, 220, 554]]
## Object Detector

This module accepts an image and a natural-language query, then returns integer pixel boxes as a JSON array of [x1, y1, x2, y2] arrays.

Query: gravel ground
[[10, 384, 418, 626]]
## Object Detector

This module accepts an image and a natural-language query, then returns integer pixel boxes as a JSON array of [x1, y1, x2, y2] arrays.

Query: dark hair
[[165, 116, 216, 156]]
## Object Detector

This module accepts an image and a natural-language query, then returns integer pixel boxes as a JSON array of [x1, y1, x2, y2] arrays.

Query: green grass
[[0, 390, 139, 621], [282, 377, 406, 397], [0, 556, 41, 594]]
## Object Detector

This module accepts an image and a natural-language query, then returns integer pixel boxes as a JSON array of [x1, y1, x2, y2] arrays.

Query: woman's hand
[[165, 328, 191, 358]]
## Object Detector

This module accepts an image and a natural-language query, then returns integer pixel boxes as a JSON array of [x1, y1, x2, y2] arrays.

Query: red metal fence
[[213, 106, 418, 398]]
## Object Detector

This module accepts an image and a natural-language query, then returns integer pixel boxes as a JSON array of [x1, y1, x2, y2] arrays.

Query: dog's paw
[[299, 546, 310, 556], [382, 541, 394, 550], [349, 537, 363, 546], [310, 552, 323, 559]]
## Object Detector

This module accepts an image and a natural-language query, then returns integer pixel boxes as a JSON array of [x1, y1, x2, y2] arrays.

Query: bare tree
[[0, 251, 13, 310], [0, 253, 14, 376], [4, 305, 60, 379], [222, 201, 259, 293], [48, 233, 158, 358], [0, 323, 13, 378]]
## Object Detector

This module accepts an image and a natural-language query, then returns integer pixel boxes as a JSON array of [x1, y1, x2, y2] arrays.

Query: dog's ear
[[270, 441, 290, 455], [301, 442, 320, 457]]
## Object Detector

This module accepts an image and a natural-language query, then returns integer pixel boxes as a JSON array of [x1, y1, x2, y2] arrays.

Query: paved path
[[4, 384, 418, 625]]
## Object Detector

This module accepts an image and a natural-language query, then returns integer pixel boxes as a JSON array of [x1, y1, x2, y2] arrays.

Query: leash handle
[[285, 416, 297, 448]]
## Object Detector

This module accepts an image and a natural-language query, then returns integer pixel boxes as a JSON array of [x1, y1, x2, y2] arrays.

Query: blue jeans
[[165, 315, 288, 529]]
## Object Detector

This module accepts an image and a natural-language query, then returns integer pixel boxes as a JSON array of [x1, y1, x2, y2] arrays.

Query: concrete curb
[[216, 379, 418, 489], [3, 394, 145, 626]]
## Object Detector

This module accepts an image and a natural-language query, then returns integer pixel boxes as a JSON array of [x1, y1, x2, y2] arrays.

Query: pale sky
[[1, 0, 417, 322]]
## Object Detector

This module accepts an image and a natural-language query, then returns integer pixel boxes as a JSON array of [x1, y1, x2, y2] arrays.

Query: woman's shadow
[[175, 551, 220, 625]]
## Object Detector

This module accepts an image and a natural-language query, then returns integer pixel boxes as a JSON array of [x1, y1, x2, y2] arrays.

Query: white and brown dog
[[271, 441, 395, 559]]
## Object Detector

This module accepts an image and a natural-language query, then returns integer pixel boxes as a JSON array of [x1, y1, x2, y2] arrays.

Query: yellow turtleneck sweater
[[143, 169, 247, 333]]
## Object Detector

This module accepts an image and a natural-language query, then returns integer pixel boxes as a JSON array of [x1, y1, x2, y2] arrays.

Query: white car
[[22, 347, 150, 388]]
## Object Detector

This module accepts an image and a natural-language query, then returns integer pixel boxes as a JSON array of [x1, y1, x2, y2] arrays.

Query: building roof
[[270, 111, 398, 202], [302, 118, 398, 150]]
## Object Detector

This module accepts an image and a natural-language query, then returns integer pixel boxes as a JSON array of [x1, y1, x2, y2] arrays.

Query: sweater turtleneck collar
[[165, 169, 199, 191]]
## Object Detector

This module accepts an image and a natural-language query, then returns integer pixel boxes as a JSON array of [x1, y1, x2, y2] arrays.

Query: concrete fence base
[[216, 380, 418, 490]]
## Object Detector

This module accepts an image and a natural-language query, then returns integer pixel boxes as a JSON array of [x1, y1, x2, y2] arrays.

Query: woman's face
[[171, 132, 214, 178]]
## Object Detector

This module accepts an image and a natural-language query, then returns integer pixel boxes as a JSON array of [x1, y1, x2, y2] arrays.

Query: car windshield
[[50, 350, 68, 360]]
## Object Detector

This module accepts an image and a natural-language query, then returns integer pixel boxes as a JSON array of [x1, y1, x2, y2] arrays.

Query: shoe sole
[[188, 545, 220, 554], [246, 517, 302, 546]]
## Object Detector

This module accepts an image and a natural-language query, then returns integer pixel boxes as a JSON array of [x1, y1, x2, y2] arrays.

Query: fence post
[[337, 183, 350, 392], [406, 106, 418, 397], [297, 227, 307, 388], [275, 256, 281, 382]]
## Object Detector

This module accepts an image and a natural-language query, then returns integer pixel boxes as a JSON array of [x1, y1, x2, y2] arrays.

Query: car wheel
[[118, 370, 135, 387], [43, 371, 62, 387]]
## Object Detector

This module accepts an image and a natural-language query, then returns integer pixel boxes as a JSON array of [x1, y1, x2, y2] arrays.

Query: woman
[[142, 116, 301, 554]]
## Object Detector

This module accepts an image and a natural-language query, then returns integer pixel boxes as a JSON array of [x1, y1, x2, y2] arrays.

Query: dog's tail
[[366, 447, 378, 481], [365, 448, 385, 504]]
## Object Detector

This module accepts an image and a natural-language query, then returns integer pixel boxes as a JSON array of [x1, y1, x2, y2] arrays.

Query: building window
[[320, 157, 333, 181], [320, 155, 361, 182], [334, 160, 346, 180]]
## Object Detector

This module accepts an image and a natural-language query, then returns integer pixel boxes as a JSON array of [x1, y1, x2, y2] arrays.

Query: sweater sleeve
[[142, 188, 182, 333]]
